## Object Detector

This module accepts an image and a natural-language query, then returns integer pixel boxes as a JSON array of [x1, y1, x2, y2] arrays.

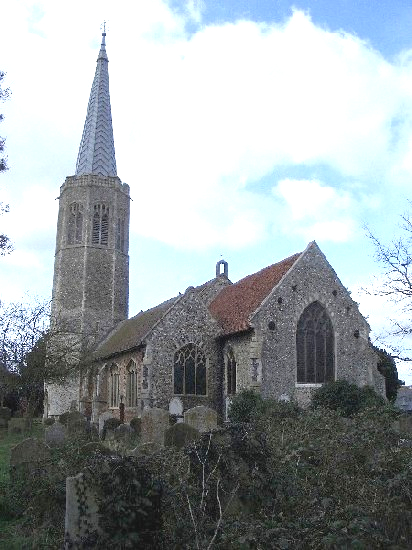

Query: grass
[[0, 421, 45, 550]]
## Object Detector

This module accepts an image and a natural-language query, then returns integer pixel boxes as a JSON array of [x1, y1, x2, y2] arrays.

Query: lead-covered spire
[[75, 29, 117, 177]]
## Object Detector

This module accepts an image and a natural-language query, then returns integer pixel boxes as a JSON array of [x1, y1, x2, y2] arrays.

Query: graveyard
[[0, 386, 412, 549]]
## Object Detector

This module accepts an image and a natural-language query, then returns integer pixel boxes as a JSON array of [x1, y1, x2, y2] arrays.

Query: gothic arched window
[[108, 363, 120, 408], [296, 302, 334, 384], [174, 343, 206, 395], [226, 348, 237, 395], [92, 204, 109, 246], [126, 360, 137, 407], [67, 202, 83, 244]]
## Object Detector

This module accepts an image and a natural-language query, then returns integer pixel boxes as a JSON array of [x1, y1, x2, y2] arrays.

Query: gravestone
[[45, 422, 67, 447], [65, 472, 99, 548], [10, 437, 50, 479], [98, 411, 114, 437], [184, 406, 217, 433], [0, 407, 11, 428], [8, 417, 27, 434], [141, 407, 169, 447], [165, 422, 200, 449], [169, 397, 184, 422], [60, 411, 87, 436]]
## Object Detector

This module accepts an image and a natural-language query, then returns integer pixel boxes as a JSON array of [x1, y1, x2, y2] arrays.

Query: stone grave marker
[[45, 421, 67, 447], [141, 407, 169, 447], [169, 397, 184, 422], [98, 411, 114, 437], [165, 422, 200, 449], [8, 417, 27, 434], [184, 406, 217, 433], [0, 407, 11, 428], [65, 472, 100, 548], [10, 437, 50, 479]]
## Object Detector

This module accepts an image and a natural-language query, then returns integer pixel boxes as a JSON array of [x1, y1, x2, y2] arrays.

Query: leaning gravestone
[[141, 407, 169, 447], [45, 422, 67, 447], [0, 407, 11, 428], [184, 406, 217, 433], [98, 411, 114, 437], [65, 472, 99, 548], [10, 437, 50, 479]]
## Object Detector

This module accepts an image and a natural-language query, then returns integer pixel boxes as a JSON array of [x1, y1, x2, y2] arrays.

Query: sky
[[1, 0, 412, 383]]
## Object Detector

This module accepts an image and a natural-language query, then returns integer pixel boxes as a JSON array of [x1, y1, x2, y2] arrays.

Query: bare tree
[[366, 208, 412, 361], [0, 70, 12, 255]]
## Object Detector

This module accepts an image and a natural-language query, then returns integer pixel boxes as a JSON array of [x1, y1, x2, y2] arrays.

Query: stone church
[[45, 33, 385, 421]]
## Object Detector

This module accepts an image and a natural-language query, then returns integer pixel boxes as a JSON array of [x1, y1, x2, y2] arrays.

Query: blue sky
[[1, 0, 412, 382]]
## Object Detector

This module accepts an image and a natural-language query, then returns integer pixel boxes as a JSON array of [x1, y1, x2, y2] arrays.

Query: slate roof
[[75, 31, 117, 177], [208, 252, 302, 334], [93, 297, 177, 360]]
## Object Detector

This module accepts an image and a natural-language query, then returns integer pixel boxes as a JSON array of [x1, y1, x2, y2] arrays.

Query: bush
[[228, 389, 265, 422], [311, 380, 386, 417]]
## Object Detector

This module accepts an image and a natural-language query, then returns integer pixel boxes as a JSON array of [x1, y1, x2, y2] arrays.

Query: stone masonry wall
[[251, 243, 385, 407]]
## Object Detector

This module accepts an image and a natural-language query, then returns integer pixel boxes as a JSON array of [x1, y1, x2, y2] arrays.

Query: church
[[44, 32, 385, 422]]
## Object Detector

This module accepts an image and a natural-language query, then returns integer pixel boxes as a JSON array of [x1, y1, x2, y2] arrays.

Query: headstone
[[8, 417, 27, 434], [98, 411, 114, 437], [165, 423, 200, 449], [169, 397, 184, 417], [65, 472, 99, 548], [45, 422, 67, 447], [60, 411, 87, 435], [141, 407, 169, 447], [0, 407, 11, 428], [184, 406, 218, 433], [10, 437, 50, 478], [114, 424, 133, 441]]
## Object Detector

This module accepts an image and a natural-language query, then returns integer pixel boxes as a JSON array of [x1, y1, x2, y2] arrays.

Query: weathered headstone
[[114, 423, 133, 441], [60, 411, 87, 436], [65, 472, 99, 548], [184, 406, 218, 433], [141, 407, 169, 447], [45, 422, 67, 447], [10, 437, 50, 479], [98, 411, 114, 437], [165, 422, 200, 449]]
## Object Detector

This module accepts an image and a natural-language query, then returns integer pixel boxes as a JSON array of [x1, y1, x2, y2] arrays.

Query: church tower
[[46, 30, 130, 416]]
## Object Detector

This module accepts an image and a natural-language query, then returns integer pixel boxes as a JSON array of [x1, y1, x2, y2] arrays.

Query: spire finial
[[100, 21, 107, 47]]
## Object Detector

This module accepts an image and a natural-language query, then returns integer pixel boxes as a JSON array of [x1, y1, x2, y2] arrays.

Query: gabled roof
[[75, 31, 117, 177], [93, 297, 177, 360], [209, 252, 302, 334]]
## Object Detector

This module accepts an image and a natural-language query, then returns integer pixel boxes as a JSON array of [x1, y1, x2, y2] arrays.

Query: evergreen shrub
[[311, 379, 385, 416]]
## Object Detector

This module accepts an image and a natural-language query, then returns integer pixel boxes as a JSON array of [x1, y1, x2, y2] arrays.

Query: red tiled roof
[[209, 252, 302, 334]]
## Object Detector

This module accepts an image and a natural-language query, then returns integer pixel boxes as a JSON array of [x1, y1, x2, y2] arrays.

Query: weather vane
[[100, 20, 108, 34]]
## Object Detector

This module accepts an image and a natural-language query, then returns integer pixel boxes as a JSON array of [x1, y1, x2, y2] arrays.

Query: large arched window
[[174, 343, 206, 395], [108, 363, 120, 408], [126, 360, 138, 407], [296, 302, 334, 384], [92, 204, 109, 246], [226, 348, 237, 395], [67, 202, 83, 244]]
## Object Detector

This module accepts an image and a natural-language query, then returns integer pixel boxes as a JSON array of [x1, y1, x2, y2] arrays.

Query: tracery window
[[116, 217, 125, 252], [108, 363, 120, 408], [174, 343, 206, 395], [67, 202, 83, 244], [126, 360, 138, 407], [296, 301, 334, 384], [92, 204, 109, 246], [226, 348, 237, 395]]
